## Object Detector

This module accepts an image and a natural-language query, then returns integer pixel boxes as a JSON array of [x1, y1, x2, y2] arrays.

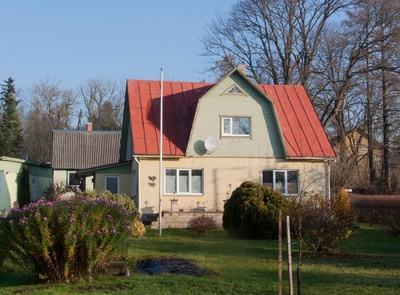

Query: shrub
[[188, 215, 217, 236], [223, 181, 288, 239], [81, 190, 139, 216], [298, 189, 355, 254], [0, 195, 137, 282], [131, 219, 146, 237]]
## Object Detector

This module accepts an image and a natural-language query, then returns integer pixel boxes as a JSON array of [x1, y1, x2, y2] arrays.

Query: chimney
[[237, 63, 246, 75], [87, 123, 92, 132]]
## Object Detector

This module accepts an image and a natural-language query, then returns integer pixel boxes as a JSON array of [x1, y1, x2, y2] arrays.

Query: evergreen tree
[[0, 77, 23, 157], [17, 166, 31, 207]]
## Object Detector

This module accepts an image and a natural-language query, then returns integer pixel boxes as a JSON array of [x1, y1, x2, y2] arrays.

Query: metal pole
[[158, 68, 164, 237], [286, 215, 294, 295]]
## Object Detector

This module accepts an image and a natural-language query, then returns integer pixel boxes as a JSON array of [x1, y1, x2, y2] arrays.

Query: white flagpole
[[158, 68, 164, 236]]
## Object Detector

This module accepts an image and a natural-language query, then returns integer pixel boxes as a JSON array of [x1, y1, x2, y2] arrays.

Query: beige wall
[[137, 157, 327, 214], [53, 170, 70, 186], [91, 163, 133, 197]]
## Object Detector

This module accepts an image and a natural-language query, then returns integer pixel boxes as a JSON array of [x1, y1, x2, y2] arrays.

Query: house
[[52, 123, 122, 192], [114, 66, 336, 218], [0, 156, 52, 214], [331, 128, 383, 191]]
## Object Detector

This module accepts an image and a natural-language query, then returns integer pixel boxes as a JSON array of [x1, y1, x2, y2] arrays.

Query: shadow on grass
[[0, 268, 37, 288]]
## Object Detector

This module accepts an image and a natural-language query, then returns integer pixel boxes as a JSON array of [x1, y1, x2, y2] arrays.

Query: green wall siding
[[187, 72, 285, 158]]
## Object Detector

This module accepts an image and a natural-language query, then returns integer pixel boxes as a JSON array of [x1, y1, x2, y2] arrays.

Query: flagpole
[[158, 68, 164, 237]]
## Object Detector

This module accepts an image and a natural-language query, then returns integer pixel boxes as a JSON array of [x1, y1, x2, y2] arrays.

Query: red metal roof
[[127, 80, 213, 156], [126, 77, 335, 159], [257, 85, 335, 158]]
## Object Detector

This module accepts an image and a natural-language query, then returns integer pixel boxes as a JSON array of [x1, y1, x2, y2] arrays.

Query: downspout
[[325, 160, 331, 202], [134, 156, 141, 212]]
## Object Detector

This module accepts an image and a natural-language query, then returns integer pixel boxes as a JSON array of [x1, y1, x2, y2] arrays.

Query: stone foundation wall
[[149, 212, 223, 229]]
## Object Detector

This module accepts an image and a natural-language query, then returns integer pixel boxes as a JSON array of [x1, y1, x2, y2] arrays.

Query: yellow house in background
[[332, 128, 383, 190]]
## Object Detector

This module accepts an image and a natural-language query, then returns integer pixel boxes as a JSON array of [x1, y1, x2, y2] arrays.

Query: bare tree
[[77, 77, 124, 131], [22, 78, 76, 162], [314, 0, 400, 192], [202, 0, 354, 85]]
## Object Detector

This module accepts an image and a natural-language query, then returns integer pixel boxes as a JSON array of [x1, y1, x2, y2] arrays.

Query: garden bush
[[295, 188, 356, 254], [0, 195, 137, 283], [131, 219, 146, 237], [188, 215, 217, 236], [223, 181, 288, 239], [81, 190, 139, 216]]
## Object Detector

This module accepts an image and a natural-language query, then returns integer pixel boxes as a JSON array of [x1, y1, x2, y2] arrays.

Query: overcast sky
[[1, 1, 236, 92]]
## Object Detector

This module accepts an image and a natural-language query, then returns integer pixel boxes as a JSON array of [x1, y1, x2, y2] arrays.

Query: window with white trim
[[222, 117, 251, 136], [105, 176, 119, 194], [165, 169, 203, 195], [262, 170, 299, 196]]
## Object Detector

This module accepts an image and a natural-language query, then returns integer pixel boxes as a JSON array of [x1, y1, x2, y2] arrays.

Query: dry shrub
[[290, 189, 355, 254], [188, 215, 217, 236]]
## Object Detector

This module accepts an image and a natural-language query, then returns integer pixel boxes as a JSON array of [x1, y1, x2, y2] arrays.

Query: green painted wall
[[0, 157, 52, 211], [186, 72, 285, 158]]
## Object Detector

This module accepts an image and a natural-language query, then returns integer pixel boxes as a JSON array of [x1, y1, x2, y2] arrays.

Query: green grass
[[0, 223, 399, 295]]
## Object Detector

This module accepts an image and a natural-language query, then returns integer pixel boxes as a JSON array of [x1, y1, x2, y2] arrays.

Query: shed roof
[[126, 72, 335, 159], [52, 130, 121, 169]]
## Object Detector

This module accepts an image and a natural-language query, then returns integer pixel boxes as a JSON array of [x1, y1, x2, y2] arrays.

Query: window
[[105, 176, 119, 194], [262, 170, 299, 196], [165, 169, 203, 195], [222, 117, 251, 136], [69, 172, 83, 190], [226, 85, 244, 94]]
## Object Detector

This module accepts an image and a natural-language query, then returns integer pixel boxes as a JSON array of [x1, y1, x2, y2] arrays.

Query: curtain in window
[[191, 170, 203, 193], [179, 170, 189, 193], [165, 169, 177, 194]]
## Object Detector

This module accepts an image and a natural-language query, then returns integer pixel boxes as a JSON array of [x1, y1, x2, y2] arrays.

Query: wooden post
[[286, 215, 294, 295], [278, 210, 283, 295]]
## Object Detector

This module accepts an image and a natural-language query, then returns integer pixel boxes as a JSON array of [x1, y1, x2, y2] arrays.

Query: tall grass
[[0, 223, 399, 294]]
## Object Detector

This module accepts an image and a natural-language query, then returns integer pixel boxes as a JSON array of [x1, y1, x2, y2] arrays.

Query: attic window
[[225, 84, 245, 95], [222, 116, 251, 136]]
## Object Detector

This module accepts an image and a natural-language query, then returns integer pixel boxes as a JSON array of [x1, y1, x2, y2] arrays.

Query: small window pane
[[287, 171, 299, 194], [166, 169, 177, 193], [275, 171, 285, 193], [179, 170, 189, 193], [232, 117, 250, 135], [223, 118, 230, 134], [191, 170, 203, 193], [262, 171, 273, 188]]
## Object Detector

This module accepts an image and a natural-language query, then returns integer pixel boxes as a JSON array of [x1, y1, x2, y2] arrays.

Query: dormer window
[[222, 116, 251, 136]]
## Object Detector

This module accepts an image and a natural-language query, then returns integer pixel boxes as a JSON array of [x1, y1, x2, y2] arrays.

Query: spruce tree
[[17, 166, 31, 207], [0, 77, 23, 157]]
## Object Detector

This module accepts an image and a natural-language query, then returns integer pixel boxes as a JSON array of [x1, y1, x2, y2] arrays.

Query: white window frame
[[221, 116, 251, 137], [262, 170, 299, 196], [105, 176, 120, 194], [165, 168, 203, 195]]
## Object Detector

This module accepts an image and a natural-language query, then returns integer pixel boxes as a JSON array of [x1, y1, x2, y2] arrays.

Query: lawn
[[0, 223, 399, 295]]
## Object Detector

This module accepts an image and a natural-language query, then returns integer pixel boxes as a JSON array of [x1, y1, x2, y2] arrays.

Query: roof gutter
[[133, 156, 141, 210], [285, 156, 336, 161]]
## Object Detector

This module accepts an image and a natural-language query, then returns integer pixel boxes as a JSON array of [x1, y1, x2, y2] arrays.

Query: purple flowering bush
[[0, 195, 136, 282]]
